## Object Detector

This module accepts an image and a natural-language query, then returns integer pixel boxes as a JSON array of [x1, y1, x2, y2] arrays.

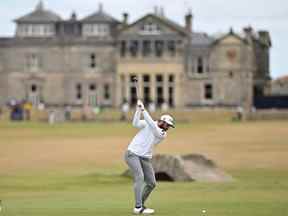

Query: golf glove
[[137, 100, 145, 111]]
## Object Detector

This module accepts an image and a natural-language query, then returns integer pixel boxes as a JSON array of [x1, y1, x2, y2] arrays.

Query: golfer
[[124, 100, 175, 214]]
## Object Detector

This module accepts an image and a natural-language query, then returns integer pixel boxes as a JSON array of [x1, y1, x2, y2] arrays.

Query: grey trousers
[[124, 150, 156, 207]]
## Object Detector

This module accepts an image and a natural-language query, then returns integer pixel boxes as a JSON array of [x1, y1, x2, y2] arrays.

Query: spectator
[[38, 101, 45, 111], [236, 106, 243, 121], [23, 100, 33, 121], [10, 102, 23, 121], [48, 110, 56, 125], [64, 105, 72, 121]]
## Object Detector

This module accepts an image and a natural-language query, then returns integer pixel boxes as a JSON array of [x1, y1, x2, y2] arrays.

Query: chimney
[[36, 0, 44, 11], [99, 3, 103, 13], [258, 31, 271, 47], [123, 12, 129, 26], [71, 11, 77, 20], [154, 6, 159, 16], [243, 26, 254, 44], [185, 10, 193, 33], [243, 26, 253, 36], [160, 6, 165, 17]]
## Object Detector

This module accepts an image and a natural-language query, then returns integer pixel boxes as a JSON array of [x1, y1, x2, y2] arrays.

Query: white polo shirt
[[127, 108, 167, 158]]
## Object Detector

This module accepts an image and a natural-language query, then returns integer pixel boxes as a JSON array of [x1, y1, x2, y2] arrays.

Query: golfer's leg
[[125, 151, 144, 207], [141, 158, 156, 205]]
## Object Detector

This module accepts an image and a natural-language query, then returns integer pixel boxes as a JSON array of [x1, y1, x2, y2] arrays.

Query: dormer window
[[14, 2, 61, 38], [83, 24, 110, 37], [17, 24, 55, 37], [140, 22, 161, 35]]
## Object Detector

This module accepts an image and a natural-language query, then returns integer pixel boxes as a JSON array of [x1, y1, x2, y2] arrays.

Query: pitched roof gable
[[120, 13, 188, 36], [15, 1, 61, 23], [213, 29, 247, 45], [81, 4, 119, 23]]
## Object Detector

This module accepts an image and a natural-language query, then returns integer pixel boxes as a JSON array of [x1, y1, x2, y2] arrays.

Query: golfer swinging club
[[125, 99, 175, 214]]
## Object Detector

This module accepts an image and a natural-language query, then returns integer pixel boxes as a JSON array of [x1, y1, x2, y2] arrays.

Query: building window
[[83, 24, 109, 37], [169, 74, 174, 83], [89, 84, 96, 91], [26, 53, 40, 71], [76, 84, 82, 100], [90, 53, 96, 68], [168, 75, 175, 107], [143, 86, 150, 105], [197, 57, 204, 74], [129, 74, 138, 105], [206, 60, 210, 73], [31, 84, 37, 92], [143, 74, 150, 105], [143, 74, 150, 83], [156, 86, 164, 107], [143, 40, 151, 57], [129, 40, 138, 57], [130, 86, 137, 106], [20, 24, 54, 37], [130, 74, 137, 83], [140, 22, 161, 35], [88, 84, 97, 107], [104, 84, 110, 100], [155, 40, 164, 57], [156, 74, 164, 107], [204, 84, 213, 100], [29, 84, 40, 107], [156, 74, 163, 83], [120, 41, 126, 57], [167, 40, 176, 56], [169, 86, 174, 107]]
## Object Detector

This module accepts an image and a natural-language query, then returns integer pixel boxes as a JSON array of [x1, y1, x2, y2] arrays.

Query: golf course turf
[[0, 120, 287, 215]]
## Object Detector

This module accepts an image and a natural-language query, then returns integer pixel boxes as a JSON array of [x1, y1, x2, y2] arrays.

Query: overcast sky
[[1, 0, 287, 78]]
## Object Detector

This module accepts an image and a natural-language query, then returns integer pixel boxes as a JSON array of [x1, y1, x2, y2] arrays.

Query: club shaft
[[134, 81, 139, 100]]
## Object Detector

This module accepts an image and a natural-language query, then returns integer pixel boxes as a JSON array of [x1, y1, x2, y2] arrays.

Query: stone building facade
[[0, 2, 272, 109], [270, 76, 288, 95]]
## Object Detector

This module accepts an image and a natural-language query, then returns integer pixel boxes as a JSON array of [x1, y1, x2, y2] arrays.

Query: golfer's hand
[[137, 100, 145, 111]]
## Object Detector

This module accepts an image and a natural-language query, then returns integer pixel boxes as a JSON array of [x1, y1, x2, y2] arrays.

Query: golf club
[[132, 76, 139, 100]]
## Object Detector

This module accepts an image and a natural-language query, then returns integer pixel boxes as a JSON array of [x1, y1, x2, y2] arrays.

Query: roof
[[191, 32, 214, 46], [273, 75, 288, 84], [120, 13, 188, 36], [14, 1, 61, 23], [81, 4, 119, 23], [155, 14, 188, 36], [212, 29, 248, 45]]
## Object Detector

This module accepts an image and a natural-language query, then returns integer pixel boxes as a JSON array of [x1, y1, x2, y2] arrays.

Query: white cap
[[160, 114, 175, 128]]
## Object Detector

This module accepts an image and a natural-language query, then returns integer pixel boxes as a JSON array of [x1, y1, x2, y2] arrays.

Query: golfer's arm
[[132, 109, 145, 128], [142, 110, 163, 138]]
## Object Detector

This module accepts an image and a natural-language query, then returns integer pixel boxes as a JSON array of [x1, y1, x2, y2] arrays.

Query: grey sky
[[1, 0, 287, 78]]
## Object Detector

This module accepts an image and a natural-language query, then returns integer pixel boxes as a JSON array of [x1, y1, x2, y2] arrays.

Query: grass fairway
[[0, 120, 288, 216]]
